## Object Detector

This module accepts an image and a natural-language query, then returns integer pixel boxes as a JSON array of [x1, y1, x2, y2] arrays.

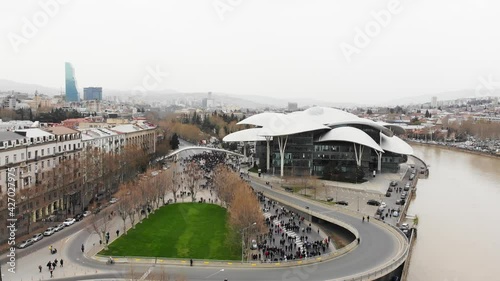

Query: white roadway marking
[[205, 268, 224, 279], [139, 266, 154, 280]]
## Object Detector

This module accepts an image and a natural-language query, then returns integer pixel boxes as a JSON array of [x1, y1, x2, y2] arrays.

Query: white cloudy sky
[[1, 0, 499, 104]]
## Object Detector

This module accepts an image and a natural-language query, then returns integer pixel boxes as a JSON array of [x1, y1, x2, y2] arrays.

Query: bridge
[[163, 146, 245, 160]]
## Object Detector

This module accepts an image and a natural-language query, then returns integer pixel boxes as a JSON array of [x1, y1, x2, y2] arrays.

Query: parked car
[[409, 174, 415, 180], [44, 227, 56, 236], [335, 201, 349, 206], [380, 202, 387, 208], [32, 233, 44, 242], [400, 223, 409, 231], [284, 187, 293, 192], [326, 197, 334, 202], [63, 218, 76, 226], [385, 191, 392, 197], [74, 213, 84, 221], [54, 223, 65, 232], [388, 186, 393, 192], [109, 197, 119, 204], [392, 211, 400, 217], [395, 199, 406, 205], [390, 181, 398, 187], [83, 211, 91, 217], [367, 199, 381, 206], [17, 239, 34, 249]]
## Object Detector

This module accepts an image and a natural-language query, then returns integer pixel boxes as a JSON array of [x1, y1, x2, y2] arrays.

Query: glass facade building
[[65, 62, 80, 102], [83, 87, 103, 101]]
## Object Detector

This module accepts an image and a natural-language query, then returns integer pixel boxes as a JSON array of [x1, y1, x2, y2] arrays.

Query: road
[[1, 144, 409, 281]]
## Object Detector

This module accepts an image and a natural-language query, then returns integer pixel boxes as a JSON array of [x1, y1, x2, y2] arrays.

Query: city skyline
[[1, 1, 500, 104]]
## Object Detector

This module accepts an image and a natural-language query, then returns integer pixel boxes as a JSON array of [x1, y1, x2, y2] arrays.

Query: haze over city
[[1, 0, 500, 104]]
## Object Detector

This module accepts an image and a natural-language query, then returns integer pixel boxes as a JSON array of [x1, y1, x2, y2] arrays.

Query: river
[[407, 145, 500, 281]]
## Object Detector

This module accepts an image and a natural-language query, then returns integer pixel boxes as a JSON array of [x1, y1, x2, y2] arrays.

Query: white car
[[83, 211, 91, 217], [54, 223, 65, 232], [380, 202, 387, 209], [109, 198, 119, 204], [43, 227, 55, 236], [63, 218, 76, 226], [32, 233, 44, 242], [392, 211, 400, 217]]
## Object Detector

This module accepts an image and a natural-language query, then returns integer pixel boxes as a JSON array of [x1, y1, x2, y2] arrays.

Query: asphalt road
[[3, 144, 408, 281]]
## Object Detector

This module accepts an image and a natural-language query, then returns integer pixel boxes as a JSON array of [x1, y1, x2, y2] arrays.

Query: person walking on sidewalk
[[60, 259, 64, 267], [367, 216, 370, 222], [38, 265, 42, 272], [81, 244, 85, 253], [50, 269, 53, 278]]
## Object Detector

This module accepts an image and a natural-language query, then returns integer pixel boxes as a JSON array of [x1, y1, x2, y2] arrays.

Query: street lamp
[[241, 222, 256, 263]]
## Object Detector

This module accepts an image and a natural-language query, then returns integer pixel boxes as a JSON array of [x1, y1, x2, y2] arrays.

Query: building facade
[[83, 87, 103, 101], [65, 62, 80, 102]]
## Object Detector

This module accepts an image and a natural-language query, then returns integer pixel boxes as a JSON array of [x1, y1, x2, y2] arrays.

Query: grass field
[[100, 203, 240, 260]]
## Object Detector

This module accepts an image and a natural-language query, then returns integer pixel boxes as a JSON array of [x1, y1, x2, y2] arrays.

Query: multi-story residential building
[[83, 87, 103, 101]]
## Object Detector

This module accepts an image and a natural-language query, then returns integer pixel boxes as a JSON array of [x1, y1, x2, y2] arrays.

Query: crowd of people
[[253, 192, 331, 262]]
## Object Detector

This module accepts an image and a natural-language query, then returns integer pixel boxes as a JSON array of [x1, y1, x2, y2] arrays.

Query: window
[[5, 156, 8, 164], [42, 161, 44, 168], [28, 152, 31, 159], [13, 155, 17, 162], [41, 149, 44, 156], [29, 165, 31, 172], [21, 153, 25, 160]]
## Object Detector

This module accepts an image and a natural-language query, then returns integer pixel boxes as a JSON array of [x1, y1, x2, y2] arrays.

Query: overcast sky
[[1, 0, 500, 104]]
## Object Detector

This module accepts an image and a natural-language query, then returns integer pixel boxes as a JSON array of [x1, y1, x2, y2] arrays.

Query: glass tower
[[65, 62, 80, 102]]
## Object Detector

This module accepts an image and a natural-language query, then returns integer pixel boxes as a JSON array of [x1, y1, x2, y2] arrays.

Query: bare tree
[[184, 161, 202, 202]]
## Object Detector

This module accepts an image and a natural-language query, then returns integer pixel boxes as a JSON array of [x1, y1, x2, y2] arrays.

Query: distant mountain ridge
[[1, 78, 498, 108]]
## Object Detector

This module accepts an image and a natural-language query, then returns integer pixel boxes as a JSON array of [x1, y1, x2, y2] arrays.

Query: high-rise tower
[[65, 62, 80, 102]]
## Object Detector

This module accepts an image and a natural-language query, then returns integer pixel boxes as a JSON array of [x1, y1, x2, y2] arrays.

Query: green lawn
[[100, 203, 240, 260]]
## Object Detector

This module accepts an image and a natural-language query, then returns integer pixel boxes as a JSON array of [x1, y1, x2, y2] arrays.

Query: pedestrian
[[367, 216, 370, 222], [52, 262, 56, 269], [81, 244, 85, 253], [116, 229, 119, 236], [39, 265, 42, 272], [99, 239, 102, 245], [60, 259, 64, 267], [49, 245, 52, 253], [357, 237, 360, 244], [362, 216, 365, 222], [50, 269, 53, 278], [190, 259, 193, 266]]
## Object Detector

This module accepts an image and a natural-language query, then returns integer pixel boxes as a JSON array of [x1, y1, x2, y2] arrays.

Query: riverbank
[[408, 140, 500, 159]]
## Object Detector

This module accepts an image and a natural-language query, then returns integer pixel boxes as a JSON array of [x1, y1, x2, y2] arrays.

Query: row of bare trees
[[212, 165, 266, 244]]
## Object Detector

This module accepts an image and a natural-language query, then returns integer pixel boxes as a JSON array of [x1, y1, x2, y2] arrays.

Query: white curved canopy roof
[[376, 121, 406, 135], [327, 118, 394, 136], [380, 133, 414, 155], [222, 128, 270, 142], [297, 107, 359, 125], [257, 114, 330, 137], [237, 112, 287, 127], [316, 127, 384, 152]]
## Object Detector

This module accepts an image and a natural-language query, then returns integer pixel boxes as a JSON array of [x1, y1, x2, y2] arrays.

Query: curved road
[[5, 145, 408, 281]]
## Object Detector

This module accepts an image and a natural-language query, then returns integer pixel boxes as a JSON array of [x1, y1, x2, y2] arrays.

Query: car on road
[[367, 199, 381, 206], [404, 183, 411, 191], [385, 191, 392, 197], [401, 192, 407, 199], [326, 197, 334, 202], [392, 210, 400, 217], [32, 233, 44, 242], [54, 223, 65, 232], [409, 174, 415, 180], [17, 239, 34, 249], [74, 213, 84, 221], [395, 199, 406, 205], [380, 202, 387, 208], [284, 187, 293, 192], [400, 223, 409, 231], [44, 227, 56, 236], [387, 186, 393, 192], [63, 218, 76, 226], [335, 201, 349, 206], [83, 211, 91, 217], [109, 197, 119, 204], [390, 181, 398, 187]]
